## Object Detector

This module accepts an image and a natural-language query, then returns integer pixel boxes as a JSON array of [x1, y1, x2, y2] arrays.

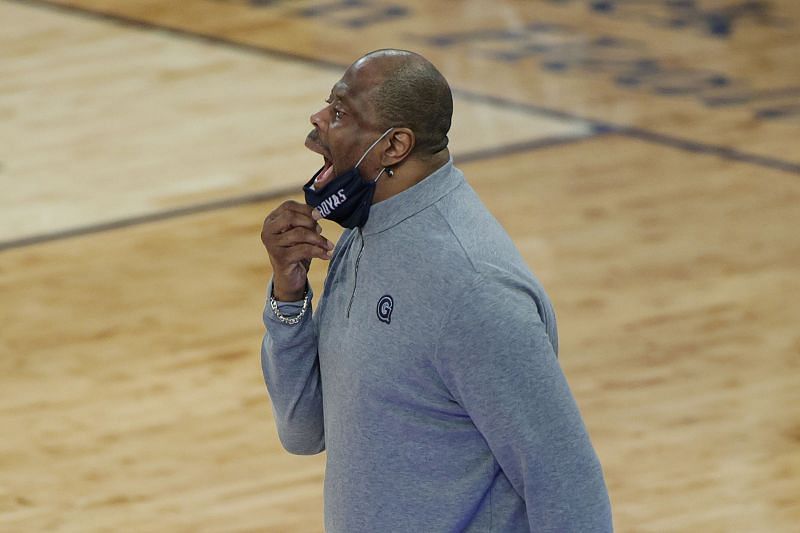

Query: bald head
[[355, 49, 453, 158]]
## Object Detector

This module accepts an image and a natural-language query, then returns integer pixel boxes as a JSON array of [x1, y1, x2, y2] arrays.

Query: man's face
[[305, 58, 385, 188]]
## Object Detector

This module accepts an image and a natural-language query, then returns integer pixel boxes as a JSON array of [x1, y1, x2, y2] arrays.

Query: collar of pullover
[[361, 158, 463, 236]]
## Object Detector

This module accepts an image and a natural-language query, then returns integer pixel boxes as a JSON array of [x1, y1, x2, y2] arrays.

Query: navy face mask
[[303, 128, 393, 229]]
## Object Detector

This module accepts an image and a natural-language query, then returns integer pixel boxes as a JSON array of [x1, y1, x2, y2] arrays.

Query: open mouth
[[317, 155, 335, 185], [305, 133, 336, 187]]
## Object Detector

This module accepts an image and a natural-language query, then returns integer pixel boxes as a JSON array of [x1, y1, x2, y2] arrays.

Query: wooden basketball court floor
[[1, 0, 798, 531]]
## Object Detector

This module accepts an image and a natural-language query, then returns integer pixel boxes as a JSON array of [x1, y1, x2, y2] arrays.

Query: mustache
[[306, 129, 326, 149]]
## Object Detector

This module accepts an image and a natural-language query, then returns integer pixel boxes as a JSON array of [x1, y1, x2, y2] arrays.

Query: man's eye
[[334, 109, 343, 120]]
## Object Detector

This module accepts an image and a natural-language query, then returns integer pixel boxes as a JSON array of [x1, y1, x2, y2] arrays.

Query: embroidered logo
[[376, 295, 394, 324]]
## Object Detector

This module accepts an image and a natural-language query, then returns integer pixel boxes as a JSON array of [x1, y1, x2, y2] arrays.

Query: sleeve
[[260, 279, 325, 455], [432, 274, 612, 532]]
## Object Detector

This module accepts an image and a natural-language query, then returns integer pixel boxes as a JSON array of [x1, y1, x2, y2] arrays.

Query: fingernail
[[316, 224, 322, 234], [326, 240, 334, 250], [325, 250, 333, 258], [312, 209, 322, 221]]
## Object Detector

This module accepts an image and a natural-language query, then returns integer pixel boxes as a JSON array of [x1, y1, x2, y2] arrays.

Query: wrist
[[269, 285, 310, 326], [272, 280, 306, 302]]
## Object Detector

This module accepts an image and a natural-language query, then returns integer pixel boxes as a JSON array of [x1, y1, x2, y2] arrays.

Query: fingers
[[274, 227, 334, 252], [263, 201, 323, 238], [262, 201, 332, 278], [268, 210, 317, 234], [274, 200, 321, 221], [283, 243, 332, 263]]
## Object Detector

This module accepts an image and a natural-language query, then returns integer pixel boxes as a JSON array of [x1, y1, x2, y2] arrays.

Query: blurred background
[[1, 0, 798, 531]]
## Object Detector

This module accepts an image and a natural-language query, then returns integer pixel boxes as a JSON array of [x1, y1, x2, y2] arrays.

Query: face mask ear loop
[[372, 167, 387, 183], [355, 127, 395, 169]]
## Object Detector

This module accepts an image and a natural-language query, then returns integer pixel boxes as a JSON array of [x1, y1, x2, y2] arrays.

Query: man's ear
[[381, 128, 415, 167]]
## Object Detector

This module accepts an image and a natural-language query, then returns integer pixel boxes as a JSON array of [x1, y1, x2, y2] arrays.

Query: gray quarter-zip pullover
[[261, 160, 612, 532]]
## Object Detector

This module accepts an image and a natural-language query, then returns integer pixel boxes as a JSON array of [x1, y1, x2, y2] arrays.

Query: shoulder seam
[[432, 198, 480, 274]]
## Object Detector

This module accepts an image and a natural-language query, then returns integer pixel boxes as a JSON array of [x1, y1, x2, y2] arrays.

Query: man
[[260, 49, 612, 532]]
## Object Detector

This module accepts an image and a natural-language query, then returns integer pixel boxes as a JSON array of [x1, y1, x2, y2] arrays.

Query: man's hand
[[261, 201, 334, 301]]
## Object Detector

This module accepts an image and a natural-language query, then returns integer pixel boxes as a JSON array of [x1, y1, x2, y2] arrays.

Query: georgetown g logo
[[376, 295, 394, 324]]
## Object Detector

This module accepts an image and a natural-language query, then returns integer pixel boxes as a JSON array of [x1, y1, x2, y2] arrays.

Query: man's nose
[[310, 108, 326, 131]]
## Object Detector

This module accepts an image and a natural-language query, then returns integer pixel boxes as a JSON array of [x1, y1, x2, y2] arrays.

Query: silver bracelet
[[269, 288, 309, 325]]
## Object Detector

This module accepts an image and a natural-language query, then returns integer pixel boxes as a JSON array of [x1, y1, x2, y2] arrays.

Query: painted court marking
[[0, 133, 604, 253], [2, 0, 797, 253], [0, 0, 594, 251], [6, 0, 798, 176]]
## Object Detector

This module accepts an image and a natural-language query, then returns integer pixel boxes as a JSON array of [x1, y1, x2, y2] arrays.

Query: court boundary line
[[5, 0, 800, 176], [0, 185, 297, 253], [0, 133, 601, 252]]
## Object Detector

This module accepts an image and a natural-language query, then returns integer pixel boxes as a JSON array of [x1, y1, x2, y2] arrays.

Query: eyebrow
[[331, 82, 350, 104]]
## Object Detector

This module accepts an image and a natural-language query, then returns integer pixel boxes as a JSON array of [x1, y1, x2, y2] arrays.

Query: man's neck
[[372, 149, 450, 204]]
